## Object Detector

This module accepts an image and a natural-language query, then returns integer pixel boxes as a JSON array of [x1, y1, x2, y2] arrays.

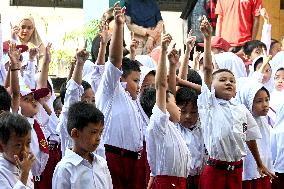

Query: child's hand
[[185, 30, 196, 52], [130, 38, 139, 54], [200, 16, 212, 39], [99, 21, 112, 44], [161, 34, 172, 51], [167, 43, 179, 65], [14, 152, 35, 184], [113, 2, 125, 25], [257, 164, 277, 180], [44, 43, 52, 64], [260, 8, 269, 23], [8, 42, 21, 67], [76, 48, 89, 64]]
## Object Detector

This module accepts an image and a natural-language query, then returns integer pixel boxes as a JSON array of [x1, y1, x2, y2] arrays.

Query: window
[[10, 0, 83, 8]]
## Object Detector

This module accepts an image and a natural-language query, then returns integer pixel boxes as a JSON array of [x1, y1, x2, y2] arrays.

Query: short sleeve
[[52, 164, 71, 189], [251, 0, 262, 17], [197, 83, 217, 108], [215, 0, 223, 16], [149, 105, 170, 135], [245, 108, 262, 141]]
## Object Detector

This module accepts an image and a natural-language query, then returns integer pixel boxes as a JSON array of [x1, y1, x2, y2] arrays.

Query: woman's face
[[18, 19, 34, 43]]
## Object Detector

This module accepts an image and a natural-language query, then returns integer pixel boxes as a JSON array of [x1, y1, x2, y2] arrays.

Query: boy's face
[[250, 47, 263, 61], [0, 131, 31, 165], [20, 94, 38, 117], [213, 72, 236, 100], [179, 102, 198, 129], [122, 71, 141, 100], [81, 88, 95, 104], [140, 73, 155, 95], [167, 93, 181, 123], [252, 89, 269, 116], [72, 122, 104, 153], [274, 70, 284, 91], [256, 63, 272, 84]]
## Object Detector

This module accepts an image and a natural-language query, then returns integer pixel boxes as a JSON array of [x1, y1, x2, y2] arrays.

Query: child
[[0, 112, 35, 188], [52, 101, 112, 188], [198, 16, 276, 189], [176, 87, 206, 189], [236, 79, 273, 189], [270, 67, 284, 112], [0, 85, 11, 113], [141, 33, 190, 189], [95, 3, 145, 188], [271, 103, 284, 189], [53, 96, 62, 118]]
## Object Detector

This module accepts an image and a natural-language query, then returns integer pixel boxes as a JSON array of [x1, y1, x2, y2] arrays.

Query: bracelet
[[11, 68, 21, 71]]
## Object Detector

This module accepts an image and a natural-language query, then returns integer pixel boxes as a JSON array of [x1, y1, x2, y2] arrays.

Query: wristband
[[11, 68, 21, 71]]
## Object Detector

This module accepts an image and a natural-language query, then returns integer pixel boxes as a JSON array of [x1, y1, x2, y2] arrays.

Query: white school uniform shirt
[[146, 105, 191, 177], [0, 157, 33, 189], [95, 61, 143, 152], [21, 57, 37, 90], [82, 60, 95, 78], [270, 51, 284, 74], [197, 84, 262, 162], [243, 117, 272, 180], [176, 121, 207, 176], [271, 102, 284, 173], [26, 117, 49, 177], [83, 64, 105, 94], [261, 23, 272, 53], [52, 149, 113, 189], [57, 79, 84, 156]]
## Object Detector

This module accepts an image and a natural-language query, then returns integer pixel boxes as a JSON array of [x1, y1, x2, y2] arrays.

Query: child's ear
[[120, 76, 127, 82], [70, 128, 79, 138]]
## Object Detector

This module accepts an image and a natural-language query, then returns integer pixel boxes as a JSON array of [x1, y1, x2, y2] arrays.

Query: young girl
[[236, 78, 273, 189], [270, 67, 284, 113]]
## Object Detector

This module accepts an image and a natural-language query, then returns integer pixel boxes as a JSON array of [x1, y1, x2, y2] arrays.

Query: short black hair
[[276, 67, 284, 74], [53, 96, 62, 111], [176, 87, 198, 108], [257, 86, 270, 99], [60, 80, 91, 105], [0, 112, 31, 144], [187, 69, 202, 85], [253, 57, 263, 71], [122, 57, 141, 78], [140, 87, 172, 118], [243, 40, 266, 56], [212, 69, 235, 79], [0, 85, 11, 111], [67, 101, 104, 135]]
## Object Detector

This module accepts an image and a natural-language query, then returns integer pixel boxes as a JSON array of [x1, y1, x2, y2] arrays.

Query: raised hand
[[11, 22, 20, 40], [76, 48, 89, 64], [167, 43, 179, 65], [8, 42, 21, 68], [29, 47, 39, 60], [260, 7, 269, 23], [185, 30, 196, 52], [44, 42, 52, 64], [200, 16, 212, 39], [113, 2, 125, 25], [161, 33, 172, 51], [130, 38, 139, 55], [99, 21, 112, 44]]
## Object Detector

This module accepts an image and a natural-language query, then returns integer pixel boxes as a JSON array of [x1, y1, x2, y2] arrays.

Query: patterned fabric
[[33, 119, 49, 154]]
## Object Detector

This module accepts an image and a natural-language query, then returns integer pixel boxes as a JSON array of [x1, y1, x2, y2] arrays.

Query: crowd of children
[[1, 1, 284, 189]]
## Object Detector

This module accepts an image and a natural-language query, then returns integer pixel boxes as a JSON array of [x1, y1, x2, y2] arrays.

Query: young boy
[[198, 16, 276, 189], [0, 112, 35, 188], [52, 101, 112, 188], [176, 87, 206, 189], [95, 3, 145, 188], [141, 33, 190, 189]]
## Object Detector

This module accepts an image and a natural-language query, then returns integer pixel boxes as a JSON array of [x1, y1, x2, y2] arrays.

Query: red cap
[[2, 42, 29, 53], [198, 36, 231, 52]]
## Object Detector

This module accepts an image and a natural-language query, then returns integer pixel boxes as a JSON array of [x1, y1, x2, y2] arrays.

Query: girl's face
[[256, 63, 272, 84], [274, 70, 284, 91], [18, 19, 34, 43], [252, 89, 270, 116]]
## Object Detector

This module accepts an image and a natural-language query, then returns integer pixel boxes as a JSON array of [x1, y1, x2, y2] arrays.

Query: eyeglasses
[[21, 25, 34, 30]]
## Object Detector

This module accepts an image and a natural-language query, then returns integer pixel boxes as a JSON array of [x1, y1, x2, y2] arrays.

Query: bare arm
[[8, 43, 21, 112], [72, 49, 89, 85], [125, 15, 148, 37], [177, 78, 201, 93], [156, 34, 172, 112], [168, 44, 179, 97], [129, 38, 139, 60], [109, 4, 125, 68], [215, 15, 223, 37], [67, 58, 76, 81], [246, 140, 277, 179], [200, 16, 213, 89], [97, 22, 111, 65], [251, 16, 260, 40], [37, 43, 52, 89], [4, 66, 11, 88]]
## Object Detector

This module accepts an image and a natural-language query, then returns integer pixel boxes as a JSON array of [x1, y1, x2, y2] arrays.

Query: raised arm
[[8, 43, 21, 112], [109, 2, 125, 68], [97, 21, 111, 65], [251, 16, 260, 40], [129, 37, 139, 61], [200, 16, 213, 89], [178, 31, 196, 80], [156, 34, 172, 113], [72, 49, 89, 85], [167, 44, 179, 97], [37, 43, 52, 89]]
